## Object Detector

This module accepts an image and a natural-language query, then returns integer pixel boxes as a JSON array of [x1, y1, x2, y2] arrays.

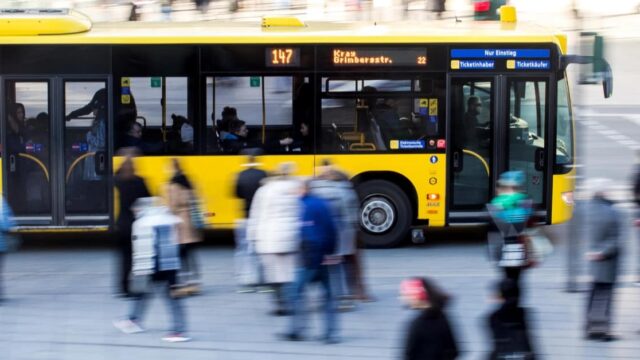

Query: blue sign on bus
[[458, 60, 495, 69], [514, 60, 550, 70], [451, 49, 550, 59]]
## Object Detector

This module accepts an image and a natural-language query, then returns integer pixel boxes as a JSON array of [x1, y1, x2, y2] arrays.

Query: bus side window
[[116, 77, 190, 155]]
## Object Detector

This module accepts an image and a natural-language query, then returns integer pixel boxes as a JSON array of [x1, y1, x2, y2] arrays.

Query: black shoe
[[270, 309, 292, 316], [278, 332, 303, 341], [601, 334, 618, 342]]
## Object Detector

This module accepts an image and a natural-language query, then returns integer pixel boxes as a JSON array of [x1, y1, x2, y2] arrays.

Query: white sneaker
[[162, 333, 191, 342], [113, 319, 145, 334]]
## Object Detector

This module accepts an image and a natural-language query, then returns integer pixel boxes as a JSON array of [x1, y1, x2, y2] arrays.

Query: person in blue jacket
[[281, 180, 339, 344]]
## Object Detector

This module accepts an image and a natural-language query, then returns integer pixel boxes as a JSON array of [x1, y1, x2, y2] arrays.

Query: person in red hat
[[400, 277, 459, 360]]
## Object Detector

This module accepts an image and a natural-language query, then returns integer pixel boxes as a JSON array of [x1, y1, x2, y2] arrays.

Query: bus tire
[[356, 180, 412, 248]]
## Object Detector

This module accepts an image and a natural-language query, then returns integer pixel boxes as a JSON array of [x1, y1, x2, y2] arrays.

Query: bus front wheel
[[356, 180, 412, 248]]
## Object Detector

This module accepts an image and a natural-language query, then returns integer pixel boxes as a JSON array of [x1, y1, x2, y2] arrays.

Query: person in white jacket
[[246, 162, 301, 316]]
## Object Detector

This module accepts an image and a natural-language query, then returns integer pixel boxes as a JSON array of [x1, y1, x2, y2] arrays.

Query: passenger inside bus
[[6, 103, 26, 155], [222, 119, 251, 154], [169, 114, 194, 154], [217, 106, 238, 140], [121, 120, 162, 154], [24, 112, 50, 213], [290, 122, 311, 153], [463, 96, 487, 149]]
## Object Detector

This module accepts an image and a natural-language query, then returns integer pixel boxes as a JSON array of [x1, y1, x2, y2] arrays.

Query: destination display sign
[[331, 48, 427, 67], [450, 48, 550, 59]]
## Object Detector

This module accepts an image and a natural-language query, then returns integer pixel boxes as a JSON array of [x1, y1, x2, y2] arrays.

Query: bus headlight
[[561, 191, 574, 206]]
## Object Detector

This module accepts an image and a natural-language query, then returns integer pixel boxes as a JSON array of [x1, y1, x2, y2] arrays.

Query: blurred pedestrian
[[0, 196, 16, 302], [114, 197, 189, 342], [584, 179, 620, 341], [486, 171, 533, 295], [281, 180, 339, 343], [486, 279, 535, 360], [246, 162, 301, 316], [114, 149, 150, 297], [633, 151, 640, 285], [234, 150, 268, 292], [400, 277, 459, 360], [167, 159, 202, 296], [310, 165, 360, 311]]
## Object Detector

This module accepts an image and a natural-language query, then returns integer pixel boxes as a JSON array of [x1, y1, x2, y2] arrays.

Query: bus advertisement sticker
[[121, 87, 130, 95], [150, 77, 162, 88], [121, 94, 131, 104], [121, 77, 130, 87], [430, 155, 438, 164], [419, 98, 429, 108]]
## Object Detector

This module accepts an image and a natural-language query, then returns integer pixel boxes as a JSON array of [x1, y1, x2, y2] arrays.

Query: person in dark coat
[[114, 149, 150, 296], [487, 279, 535, 360], [585, 179, 621, 340], [401, 277, 459, 360], [234, 151, 268, 291]]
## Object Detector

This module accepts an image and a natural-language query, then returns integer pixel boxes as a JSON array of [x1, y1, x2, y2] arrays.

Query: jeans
[[586, 282, 614, 333], [129, 271, 186, 333], [288, 266, 337, 339]]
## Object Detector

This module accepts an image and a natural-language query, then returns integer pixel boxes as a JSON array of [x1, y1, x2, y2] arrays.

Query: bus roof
[[0, 17, 566, 51]]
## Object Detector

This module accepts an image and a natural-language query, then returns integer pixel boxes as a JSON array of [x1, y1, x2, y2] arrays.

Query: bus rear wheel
[[356, 180, 412, 248]]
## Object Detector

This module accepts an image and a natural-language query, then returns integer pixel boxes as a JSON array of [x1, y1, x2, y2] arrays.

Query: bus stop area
[[1, 218, 639, 360]]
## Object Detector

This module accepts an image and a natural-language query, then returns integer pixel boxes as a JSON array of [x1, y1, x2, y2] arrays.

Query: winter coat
[[247, 177, 301, 254], [404, 308, 459, 360], [633, 164, 640, 207], [300, 194, 337, 269], [0, 197, 16, 253], [167, 181, 201, 245], [487, 302, 535, 360], [588, 197, 620, 284], [309, 179, 359, 256], [115, 175, 150, 234], [235, 166, 268, 218]]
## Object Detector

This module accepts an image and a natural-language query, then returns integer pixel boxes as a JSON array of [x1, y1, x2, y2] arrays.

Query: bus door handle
[[9, 154, 16, 173], [534, 148, 545, 171], [95, 151, 106, 175], [452, 150, 463, 172]]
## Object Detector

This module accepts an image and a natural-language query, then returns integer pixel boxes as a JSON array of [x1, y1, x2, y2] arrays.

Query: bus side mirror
[[560, 55, 613, 99]]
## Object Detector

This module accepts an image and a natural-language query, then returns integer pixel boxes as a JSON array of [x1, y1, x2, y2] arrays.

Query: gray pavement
[[1, 217, 639, 359]]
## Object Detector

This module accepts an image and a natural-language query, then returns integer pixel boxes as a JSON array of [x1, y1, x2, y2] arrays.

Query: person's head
[[127, 121, 143, 139], [116, 147, 141, 179], [497, 171, 524, 194], [221, 106, 238, 122], [300, 122, 309, 137], [276, 161, 295, 177], [467, 96, 482, 116], [494, 279, 520, 304], [12, 103, 25, 122], [90, 88, 107, 116], [585, 178, 614, 201], [229, 119, 248, 137], [400, 277, 449, 311]]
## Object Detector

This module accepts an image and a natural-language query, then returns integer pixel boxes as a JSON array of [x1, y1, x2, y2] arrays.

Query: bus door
[[448, 75, 549, 219], [449, 77, 495, 216], [1, 77, 111, 226]]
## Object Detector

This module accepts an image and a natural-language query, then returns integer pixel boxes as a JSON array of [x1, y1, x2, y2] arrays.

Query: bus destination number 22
[[266, 48, 300, 67]]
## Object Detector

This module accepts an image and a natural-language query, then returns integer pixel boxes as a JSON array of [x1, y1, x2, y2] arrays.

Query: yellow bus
[[0, 8, 611, 247]]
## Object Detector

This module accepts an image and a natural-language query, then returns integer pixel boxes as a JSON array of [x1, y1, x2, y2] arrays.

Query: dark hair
[[222, 106, 237, 120], [467, 96, 481, 108], [12, 103, 25, 119], [419, 277, 450, 310], [229, 119, 246, 134]]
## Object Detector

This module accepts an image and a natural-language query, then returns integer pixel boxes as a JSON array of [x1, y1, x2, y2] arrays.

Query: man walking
[[281, 181, 339, 343], [585, 180, 621, 341]]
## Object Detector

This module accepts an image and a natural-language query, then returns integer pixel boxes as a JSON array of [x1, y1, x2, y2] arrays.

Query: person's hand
[[586, 252, 604, 261], [322, 255, 342, 266], [280, 137, 293, 146]]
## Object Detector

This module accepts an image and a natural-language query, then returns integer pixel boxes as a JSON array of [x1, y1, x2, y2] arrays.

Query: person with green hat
[[487, 171, 533, 299]]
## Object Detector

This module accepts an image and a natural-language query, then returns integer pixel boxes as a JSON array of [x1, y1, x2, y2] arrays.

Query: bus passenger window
[[207, 76, 307, 155], [116, 77, 190, 155], [320, 77, 443, 153]]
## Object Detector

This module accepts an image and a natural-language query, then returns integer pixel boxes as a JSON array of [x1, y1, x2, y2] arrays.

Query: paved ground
[[1, 215, 639, 360]]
